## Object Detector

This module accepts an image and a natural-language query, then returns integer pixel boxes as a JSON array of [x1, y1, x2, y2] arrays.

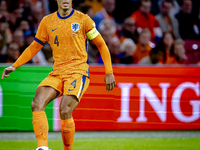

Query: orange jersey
[[35, 9, 96, 77], [35, 9, 95, 76], [12, 9, 113, 76]]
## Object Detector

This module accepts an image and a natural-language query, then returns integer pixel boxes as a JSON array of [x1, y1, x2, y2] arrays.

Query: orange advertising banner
[[53, 66, 200, 131]]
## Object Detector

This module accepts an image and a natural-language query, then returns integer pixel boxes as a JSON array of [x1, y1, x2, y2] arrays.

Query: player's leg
[[31, 86, 59, 148], [59, 95, 78, 150], [60, 74, 90, 150], [31, 75, 63, 149]]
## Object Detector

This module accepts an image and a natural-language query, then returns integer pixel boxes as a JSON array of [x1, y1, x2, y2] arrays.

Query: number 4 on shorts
[[71, 79, 77, 88]]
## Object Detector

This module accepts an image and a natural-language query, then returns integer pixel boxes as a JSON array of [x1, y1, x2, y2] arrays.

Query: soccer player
[[1, 0, 116, 150]]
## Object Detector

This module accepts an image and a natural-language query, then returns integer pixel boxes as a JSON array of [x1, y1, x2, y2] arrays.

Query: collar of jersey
[[57, 9, 74, 19]]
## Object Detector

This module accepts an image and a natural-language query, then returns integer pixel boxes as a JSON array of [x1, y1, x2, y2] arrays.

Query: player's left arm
[[84, 15, 116, 91], [92, 34, 116, 91], [86, 28, 116, 91]]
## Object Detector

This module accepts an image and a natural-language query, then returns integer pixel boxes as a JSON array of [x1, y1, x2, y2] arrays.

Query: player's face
[[56, 0, 73, 11]]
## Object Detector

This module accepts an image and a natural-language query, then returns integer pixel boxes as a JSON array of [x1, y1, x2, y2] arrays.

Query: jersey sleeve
[[84, 15, 99, 40], [35, 17, 48, 44], [92, 34, 113, 74], [12, 41, 43, 68], [12, 17, 49, 68]]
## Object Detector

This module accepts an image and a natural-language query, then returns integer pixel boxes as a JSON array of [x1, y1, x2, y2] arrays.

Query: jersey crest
[[71, 23, 79, 32]]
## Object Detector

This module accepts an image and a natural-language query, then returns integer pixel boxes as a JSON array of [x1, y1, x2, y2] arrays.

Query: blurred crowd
[[0, 0, 200, 65]]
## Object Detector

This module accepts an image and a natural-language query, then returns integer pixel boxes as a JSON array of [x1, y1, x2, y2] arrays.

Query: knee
[[31, 97, 45, 111], [60, 106, 72, 119]]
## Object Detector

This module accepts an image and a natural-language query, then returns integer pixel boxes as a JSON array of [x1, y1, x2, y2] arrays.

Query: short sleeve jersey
[[35, 9, 98, 77]]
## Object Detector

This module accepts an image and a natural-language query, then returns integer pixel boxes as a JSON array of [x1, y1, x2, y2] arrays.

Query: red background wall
[[54, 66, 200, 131]]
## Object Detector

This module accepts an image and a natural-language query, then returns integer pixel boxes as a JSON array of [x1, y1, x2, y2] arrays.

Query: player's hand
[[1, 66, 16, 79], [104, 73, 116, 91]]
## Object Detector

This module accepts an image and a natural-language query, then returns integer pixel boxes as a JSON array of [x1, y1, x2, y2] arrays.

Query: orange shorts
[[38, 74, 90, 101]]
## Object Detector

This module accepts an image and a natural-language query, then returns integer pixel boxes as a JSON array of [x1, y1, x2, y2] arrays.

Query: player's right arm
[[1, 17, 48, 79]]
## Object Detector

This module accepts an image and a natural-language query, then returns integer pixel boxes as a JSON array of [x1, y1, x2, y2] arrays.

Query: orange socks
[[61, 118, 75, 150], [32, 111, 49, 148], [32, 111, 75, 150]]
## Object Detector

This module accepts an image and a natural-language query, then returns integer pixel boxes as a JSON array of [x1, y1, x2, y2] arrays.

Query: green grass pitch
[[0, 138, 200, 150]]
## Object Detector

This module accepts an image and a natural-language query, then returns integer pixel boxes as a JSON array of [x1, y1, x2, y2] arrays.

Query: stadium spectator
[[94, 19, 118, 63], [119, 38, 136, 64], [118, 17, 138, 44], [130, 0, 162, 42], [16, 18, 35, 36], [0, 42, 20, 63], [22, 0, 32, 19], [173, 39, 189, 64], [176, 0, 200, 40], [120, 38, 136, 57], [156, 0, 180, 39], [96, 19, 117, 63], [158, 0, 181, 17], [0, 14, 12, 55], [31, 4, 46, 32], [139, 45, 164, 65], [17, 19, 30, 32], [159, 32, 177, 64], [132, 28, 153, 64], [92, 0, 116, 31], [12, 29, 25, 54], [98, 19, 117, 36], [0, 0, 9, 21], [7, 5, 23, 33], [109, 37, 123, 63]]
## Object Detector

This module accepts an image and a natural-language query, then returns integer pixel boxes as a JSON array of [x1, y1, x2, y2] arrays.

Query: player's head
[[55, 0, 73, 12]]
